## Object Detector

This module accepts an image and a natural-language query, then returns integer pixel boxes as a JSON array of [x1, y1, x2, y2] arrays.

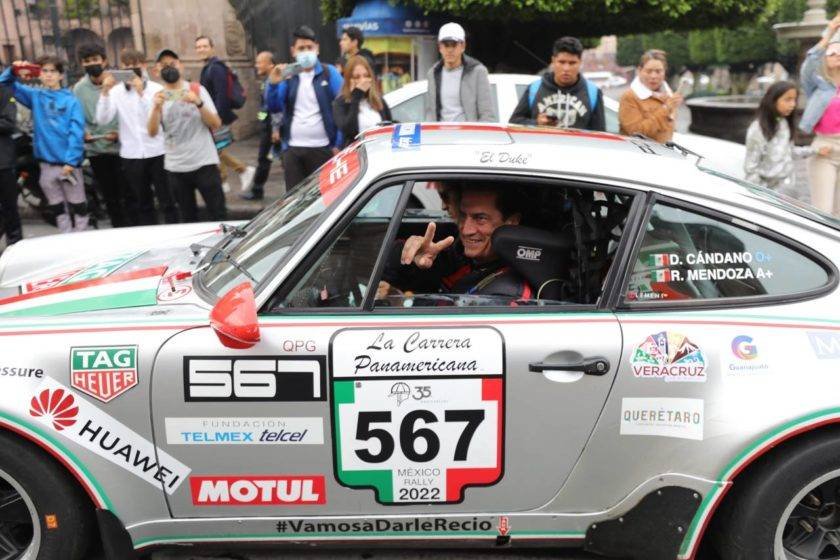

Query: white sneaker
[[222, 181, 231, 194], [239, 165, 256, 192]]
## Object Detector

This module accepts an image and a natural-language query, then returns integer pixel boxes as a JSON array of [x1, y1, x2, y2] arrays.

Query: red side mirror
[[210, 282, 260, 349]]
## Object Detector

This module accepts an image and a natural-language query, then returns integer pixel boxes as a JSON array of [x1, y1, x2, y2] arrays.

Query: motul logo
[[190, 475, 325, 506]]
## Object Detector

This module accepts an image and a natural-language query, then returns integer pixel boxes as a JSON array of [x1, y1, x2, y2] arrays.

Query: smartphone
[[676, 78, 693, 97], [12, 63, 40, 80], [110, 69, 136, 83], [164, 89, 186, 102], [281, 63, 303, 79]]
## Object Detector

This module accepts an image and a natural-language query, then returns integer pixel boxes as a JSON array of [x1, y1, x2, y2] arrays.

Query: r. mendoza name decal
[[330, 327, 504, 505], [25, 377, 189, 493]]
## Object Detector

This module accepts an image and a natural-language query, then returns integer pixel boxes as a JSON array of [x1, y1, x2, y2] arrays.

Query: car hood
[[0, 222, 235, 318]]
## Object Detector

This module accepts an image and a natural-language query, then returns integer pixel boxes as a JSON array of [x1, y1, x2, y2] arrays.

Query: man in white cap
[[425, 22, 495, 123]]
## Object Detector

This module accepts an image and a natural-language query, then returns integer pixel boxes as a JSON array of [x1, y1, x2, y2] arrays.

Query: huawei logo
[[29, 389, 78, 431]]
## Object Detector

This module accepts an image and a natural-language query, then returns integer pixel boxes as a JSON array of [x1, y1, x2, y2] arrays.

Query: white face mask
[[295, 51, 318, 69]]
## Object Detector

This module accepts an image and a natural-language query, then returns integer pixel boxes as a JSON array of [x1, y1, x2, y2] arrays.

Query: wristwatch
[[196, 100, 204, 109]]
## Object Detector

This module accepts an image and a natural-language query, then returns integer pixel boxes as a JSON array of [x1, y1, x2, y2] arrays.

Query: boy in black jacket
[[510, 37, 605, 131]]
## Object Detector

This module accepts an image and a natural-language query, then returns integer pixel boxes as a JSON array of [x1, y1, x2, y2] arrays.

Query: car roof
[[355, 122, 838, 235]]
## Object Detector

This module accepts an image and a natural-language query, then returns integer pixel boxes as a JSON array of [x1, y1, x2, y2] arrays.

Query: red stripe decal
[[0, 266, 167, 306]]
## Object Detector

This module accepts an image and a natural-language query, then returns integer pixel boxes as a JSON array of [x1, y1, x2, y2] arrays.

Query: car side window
[[277, 185, 403, 309], [623, 203, 831, 303], [390, 93, 425, 123]]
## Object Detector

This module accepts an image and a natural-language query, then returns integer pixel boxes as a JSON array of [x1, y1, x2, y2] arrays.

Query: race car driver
[[381, 183, 534, 299]]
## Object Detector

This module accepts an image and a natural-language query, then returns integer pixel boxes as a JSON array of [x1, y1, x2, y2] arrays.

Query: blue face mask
[[295, 51, 318, 69]]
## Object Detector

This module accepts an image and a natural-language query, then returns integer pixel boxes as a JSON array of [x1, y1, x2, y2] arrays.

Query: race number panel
[[330, 327, 505, 505]]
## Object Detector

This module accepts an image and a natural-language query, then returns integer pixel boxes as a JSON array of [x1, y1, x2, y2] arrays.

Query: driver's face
[[457, 191, 519, 262]]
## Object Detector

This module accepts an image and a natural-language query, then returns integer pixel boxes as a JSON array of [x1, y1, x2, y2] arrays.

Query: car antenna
[[513, 41, 548, 68], [664, 139, 706, 167]]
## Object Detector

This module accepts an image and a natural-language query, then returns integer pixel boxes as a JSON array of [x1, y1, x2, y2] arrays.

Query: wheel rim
[[775, 468, 840, 560], [0, 467, 39, 560]]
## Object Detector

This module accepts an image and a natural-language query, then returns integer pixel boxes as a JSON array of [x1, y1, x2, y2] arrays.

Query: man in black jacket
[[338, 27, 376, 73], [510, 36, 605, 131], [0, 83, 20, 247]]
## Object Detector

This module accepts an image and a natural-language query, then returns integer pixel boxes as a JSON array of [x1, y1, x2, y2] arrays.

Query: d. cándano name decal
[[630, 331, 707, 383]]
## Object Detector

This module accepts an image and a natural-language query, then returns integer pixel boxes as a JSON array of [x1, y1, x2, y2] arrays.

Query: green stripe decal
[[0, 289, 158, 318], [0, 410, 114, 511], [679, 407, 840, 556], [333, 380, 393, 502]]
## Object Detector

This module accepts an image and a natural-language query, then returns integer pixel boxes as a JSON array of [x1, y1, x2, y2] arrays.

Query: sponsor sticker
[[620, 397, 704, 440], [183, 356, 326, 402], [330, 327, 504, 505], [190, 475, 326, 505], [630, 331, 707, 383], [808, 332, 840, 360], [70, 346, 138, 403], [726, 335, 769, 376], [391, 123, 421, 150], [165, 417, 323, 445], [23, 252, 142, 294], [275, 517, 495, 535], [0, 366, 44, 380], [26, 378, 189, 493]]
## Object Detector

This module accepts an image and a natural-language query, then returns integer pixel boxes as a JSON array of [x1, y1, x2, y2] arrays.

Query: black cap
[[293, 25, 317, 42], [155, 48, 179, 62]]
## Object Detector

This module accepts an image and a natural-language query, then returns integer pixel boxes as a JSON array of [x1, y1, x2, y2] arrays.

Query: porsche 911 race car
[[0, 122, 839, 560]]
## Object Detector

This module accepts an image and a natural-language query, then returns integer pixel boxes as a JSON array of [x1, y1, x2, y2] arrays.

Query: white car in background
[[583, 71, 628, 89], [384, 73, 746, 179]]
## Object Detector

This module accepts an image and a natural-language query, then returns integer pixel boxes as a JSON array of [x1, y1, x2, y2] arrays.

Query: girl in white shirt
[[332, 56, 392, 147]]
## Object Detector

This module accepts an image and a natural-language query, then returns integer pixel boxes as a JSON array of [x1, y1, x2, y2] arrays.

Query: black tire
[[716, 431, 840, 560], [0, 430, 94, 560]]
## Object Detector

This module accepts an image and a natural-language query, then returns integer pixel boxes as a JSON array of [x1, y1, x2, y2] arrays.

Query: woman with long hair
[[800, 12, 840, 214], [332, 55, 392, 148], [745, 81, 828, 199], [618, 49, 682, 143]]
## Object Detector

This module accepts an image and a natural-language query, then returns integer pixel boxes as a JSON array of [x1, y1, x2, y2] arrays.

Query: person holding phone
[[332, 55, 392, 148], [74, 42, 132, 228], [0, 56, 87, 233], [97, 48, 178, 225], [618, 49, 682, 143]]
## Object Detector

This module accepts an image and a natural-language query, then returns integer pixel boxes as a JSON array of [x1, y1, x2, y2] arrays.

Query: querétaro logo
[[190, 475, 326, 505], [183, 356, 326, 402], [630, 331, 706, 382], [29, 388, 78, 431], [71, 346, 138, 403]]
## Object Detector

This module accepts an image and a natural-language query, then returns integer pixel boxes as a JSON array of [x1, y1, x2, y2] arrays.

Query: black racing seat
[[492, 225, 575, 301]]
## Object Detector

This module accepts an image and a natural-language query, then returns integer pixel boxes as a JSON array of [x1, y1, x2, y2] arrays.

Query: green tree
[[617, 35, 644, 67]]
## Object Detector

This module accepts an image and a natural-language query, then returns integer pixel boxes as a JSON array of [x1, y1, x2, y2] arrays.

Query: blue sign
[[392, 123, 421, 150], [337, 0, 439, 37]]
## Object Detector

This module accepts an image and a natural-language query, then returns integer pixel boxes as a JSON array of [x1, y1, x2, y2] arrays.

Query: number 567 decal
[[329, 327, 505, 505]]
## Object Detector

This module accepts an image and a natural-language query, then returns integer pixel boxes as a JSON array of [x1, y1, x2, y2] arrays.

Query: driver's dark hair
[[458, 182, 523, 220]]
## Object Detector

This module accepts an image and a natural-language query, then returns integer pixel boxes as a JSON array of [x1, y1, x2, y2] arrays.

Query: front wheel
[[0, 432, 94, 559], [716, 431, 840, 560]]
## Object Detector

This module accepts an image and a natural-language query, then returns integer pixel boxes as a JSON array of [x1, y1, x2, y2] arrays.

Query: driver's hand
[[400, 222, 455, 269]]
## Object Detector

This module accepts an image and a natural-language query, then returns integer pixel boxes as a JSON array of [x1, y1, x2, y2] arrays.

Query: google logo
[[732, 335, 758, 360]]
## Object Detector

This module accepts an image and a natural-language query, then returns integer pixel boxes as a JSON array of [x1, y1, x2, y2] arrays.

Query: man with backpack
[[510, 36, 605, 131], [195, 35, 255, 192]]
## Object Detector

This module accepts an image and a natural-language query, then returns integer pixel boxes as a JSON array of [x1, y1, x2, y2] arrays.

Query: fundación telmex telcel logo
[[731, 335, 758, 360]]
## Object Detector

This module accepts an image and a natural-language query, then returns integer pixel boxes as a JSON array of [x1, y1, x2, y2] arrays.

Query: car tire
[[0, 431, 94, 560], [716, 430, 840, 560]]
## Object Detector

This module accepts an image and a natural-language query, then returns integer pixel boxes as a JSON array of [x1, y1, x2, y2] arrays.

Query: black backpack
[[204, 60, 246, 110]]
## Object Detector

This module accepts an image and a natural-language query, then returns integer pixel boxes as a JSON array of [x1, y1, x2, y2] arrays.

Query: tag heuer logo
[[71, 346, 138, 403]]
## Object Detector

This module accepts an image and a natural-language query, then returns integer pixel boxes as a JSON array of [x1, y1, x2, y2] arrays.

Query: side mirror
[[210, 282, 260, 349]]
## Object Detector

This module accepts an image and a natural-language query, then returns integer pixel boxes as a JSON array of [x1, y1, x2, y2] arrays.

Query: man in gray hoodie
[[425, 23, 496, 123]]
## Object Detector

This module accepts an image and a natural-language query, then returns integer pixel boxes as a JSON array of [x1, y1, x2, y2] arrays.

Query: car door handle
[[529, 357, 611, 376]]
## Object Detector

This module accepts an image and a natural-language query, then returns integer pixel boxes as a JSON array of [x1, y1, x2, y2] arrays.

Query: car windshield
[[699, 167, 840, 233], [199, 164, 353, 297]]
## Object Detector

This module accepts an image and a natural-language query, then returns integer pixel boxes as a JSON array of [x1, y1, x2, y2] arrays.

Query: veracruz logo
[[190, 475, 326, 506], [29, 389, 78, 431]]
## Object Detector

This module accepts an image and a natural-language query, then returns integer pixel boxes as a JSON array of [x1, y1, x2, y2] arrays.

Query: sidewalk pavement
[[17, 133, 286, 222]]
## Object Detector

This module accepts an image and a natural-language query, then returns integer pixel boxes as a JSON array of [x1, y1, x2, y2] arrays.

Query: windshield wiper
[[190, 242, 256, 284], [220, 223, 247, 237]]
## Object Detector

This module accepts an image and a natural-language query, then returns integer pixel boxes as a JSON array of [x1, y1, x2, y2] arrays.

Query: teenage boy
[[510, 36, 605, 131], [338, 26, 376, 72], [1, 57, 87, 233], [147, 48, 226, 223], [97, 48, 178, 224], [267, 25, 343, 191], [74, 42, 131, 227], [195, 35, 255, 192], [425, 22, 495, 123]]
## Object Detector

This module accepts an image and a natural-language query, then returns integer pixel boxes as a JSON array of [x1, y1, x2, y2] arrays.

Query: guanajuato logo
[[630, 331, 706, 383]]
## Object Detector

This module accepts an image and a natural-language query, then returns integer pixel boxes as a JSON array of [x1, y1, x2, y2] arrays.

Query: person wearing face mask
[[618, 50, 682, 143], [267, 25, 344, 191], [1, 56, 87, 233], [97, 48, 177, 224], [147, 48, 226, 223], [73, 42, 131, 227], [801, 12, 840, 215], [332, 56, 392, 148]]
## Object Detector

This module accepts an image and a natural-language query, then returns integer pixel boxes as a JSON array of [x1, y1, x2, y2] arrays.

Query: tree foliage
[[321, 0, 766, 36]]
